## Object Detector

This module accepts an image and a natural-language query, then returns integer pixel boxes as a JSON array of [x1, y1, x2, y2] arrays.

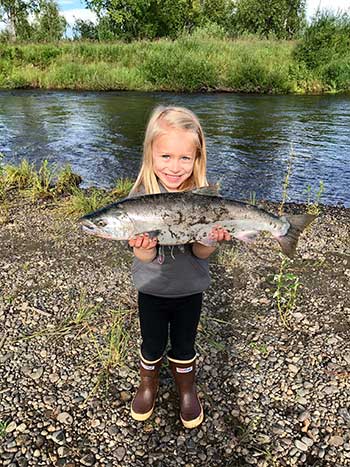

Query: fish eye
[[97, 220, 107, 227]]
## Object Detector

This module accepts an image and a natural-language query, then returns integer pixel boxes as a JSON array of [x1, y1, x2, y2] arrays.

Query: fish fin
[[191, 183, 221, 197], [135, 229, 161, 239], [276, 213, 317, 258], [234, 230, 259, 243]]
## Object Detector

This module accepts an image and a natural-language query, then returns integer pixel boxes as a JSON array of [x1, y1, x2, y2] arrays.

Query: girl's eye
[[161, 154, 170, 159], [182, 156, 191, 161]]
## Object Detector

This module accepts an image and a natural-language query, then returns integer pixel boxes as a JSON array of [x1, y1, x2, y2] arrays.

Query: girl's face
[[152, 127, 197, 191]]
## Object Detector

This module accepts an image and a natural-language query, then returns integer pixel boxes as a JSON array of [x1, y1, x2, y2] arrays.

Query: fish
[[79, 188, 316, 258]]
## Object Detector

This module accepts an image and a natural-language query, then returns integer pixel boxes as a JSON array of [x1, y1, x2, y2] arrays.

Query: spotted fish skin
[[79, 191, 316, 258]]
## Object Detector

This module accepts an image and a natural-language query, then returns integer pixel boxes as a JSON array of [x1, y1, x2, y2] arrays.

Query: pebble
[[57, 412, 73, 425], [329, 436, 344, 447], [0, 200, 348, 467], [295, 440, 308, 452]]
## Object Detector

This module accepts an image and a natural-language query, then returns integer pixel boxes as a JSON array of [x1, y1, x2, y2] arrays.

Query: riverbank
[[0, 192, 349, 466], [0, 38, 348, 94]]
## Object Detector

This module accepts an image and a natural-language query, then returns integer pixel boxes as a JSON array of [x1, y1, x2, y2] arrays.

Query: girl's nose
[[169, 157, 181, 173]]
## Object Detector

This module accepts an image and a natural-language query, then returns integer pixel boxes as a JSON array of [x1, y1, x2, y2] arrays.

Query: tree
[[32, 0, 66, 41], [84, 0, 202, 40], [0, 1, 39, 40], [199, 0, 233, 30], [73, 18, 99, 40], [233, 0, 306, 39]]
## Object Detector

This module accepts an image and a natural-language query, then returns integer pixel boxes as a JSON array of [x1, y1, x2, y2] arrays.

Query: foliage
[[32, 0, 67, 42], [73, 19, 99, 41], [305, 181, 324, 215], [273, 257, 300, 329], [0, 1, 39, 41], [294, 10, 350, 70], [0, 39, 348, 93], [84, 0, 201, 40], [233, 0, 306, 39]]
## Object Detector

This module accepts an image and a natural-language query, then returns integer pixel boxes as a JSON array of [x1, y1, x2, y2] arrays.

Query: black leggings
[[138, 292, 203, 362]]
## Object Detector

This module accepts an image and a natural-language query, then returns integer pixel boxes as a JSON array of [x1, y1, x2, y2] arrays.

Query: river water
[[0, 90, 349, 207]]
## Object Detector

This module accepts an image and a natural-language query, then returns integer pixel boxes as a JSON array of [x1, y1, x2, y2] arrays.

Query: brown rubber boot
[[168, 355, 204, 429], [131, 354, 162, 421]]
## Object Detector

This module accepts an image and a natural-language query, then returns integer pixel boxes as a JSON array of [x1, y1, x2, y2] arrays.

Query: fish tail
[[276, 213, 317, 258]]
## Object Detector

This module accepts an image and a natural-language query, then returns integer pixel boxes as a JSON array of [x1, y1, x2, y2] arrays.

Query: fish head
[[79, 205, 134, 241]]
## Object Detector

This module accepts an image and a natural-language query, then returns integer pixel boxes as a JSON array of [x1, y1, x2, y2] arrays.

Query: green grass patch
[[0, 36, 348, 93]]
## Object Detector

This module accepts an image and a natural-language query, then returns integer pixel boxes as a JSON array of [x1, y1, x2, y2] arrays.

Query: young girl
[[128, 105, 230, 429]]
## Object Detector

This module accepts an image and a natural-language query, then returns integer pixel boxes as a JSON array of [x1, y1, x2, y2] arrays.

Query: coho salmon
[[79, 189, 316, 258]]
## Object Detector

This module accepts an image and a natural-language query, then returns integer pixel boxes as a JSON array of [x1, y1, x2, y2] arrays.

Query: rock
[[79, 453, 96, 466], [329, 436, 344, 447], [51, 430, 66, 445], [30, 367, 44, 380], [114, 446, 126, 462], [57, 412, 73, 425], [295, 440, 308, 452], [288, 364, 299, 374], [5, 421, 17, 433]]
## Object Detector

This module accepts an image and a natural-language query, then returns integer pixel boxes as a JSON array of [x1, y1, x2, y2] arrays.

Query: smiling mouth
[[165, 174, 182, 179]]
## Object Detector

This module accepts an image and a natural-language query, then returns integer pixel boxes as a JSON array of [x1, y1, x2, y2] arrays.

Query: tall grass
[[1, 36, 347, 93]]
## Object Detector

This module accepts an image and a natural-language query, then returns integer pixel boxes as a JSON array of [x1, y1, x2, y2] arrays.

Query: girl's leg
[[138, 292, 170, 361], [167, 293, 204, 429], [168, 293, 202, 361], [131, 292, 170, 421]]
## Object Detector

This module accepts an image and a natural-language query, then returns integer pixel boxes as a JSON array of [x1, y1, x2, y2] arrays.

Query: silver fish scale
[[119, 192, 287, 245]]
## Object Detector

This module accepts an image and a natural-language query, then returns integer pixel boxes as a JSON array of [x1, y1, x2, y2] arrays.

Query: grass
[[0, 159, 81, 201], [279, 144, 295, 216], [0, 158, 131, 217], [0, 420, 8, 438], [0, 37, 348, 93], [305, 180, 324, 215], [273, 256, 300, 329]]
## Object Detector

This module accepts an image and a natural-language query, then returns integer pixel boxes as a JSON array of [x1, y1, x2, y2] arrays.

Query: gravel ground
[[0, 196, 349, 467]]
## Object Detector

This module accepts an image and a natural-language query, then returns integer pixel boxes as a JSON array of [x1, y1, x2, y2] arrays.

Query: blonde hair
[[130, 105, 208, 195]]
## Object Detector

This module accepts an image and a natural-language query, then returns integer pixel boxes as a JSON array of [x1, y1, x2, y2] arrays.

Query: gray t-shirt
[[129, 183, 211, 297]]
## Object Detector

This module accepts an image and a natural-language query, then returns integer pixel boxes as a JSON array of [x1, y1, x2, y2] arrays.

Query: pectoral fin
[[135, 229, 161, 238]]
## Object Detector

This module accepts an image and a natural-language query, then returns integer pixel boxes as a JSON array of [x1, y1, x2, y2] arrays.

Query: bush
[[294, 11, 350, 70]]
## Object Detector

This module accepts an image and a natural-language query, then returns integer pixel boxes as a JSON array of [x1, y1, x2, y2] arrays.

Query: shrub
[[294, 11, 350, 70]]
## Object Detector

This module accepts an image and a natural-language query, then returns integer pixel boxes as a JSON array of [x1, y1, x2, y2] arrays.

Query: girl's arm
[[192, 226, 231, 259], [129, 234, 158, 263]]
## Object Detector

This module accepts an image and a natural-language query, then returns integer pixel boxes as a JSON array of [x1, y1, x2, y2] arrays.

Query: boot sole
[[180, 404, 204, 429], [130, 403, 155, 421]]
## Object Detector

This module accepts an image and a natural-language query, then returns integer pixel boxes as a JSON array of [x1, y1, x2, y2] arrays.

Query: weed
[[0, 420, 9, 438], [217, 244, 237, 268], [279, 144, 295, 216], [4, 159, 36, 190], [73, 292, 98, 325], [110, 178, 134, 200], [248, 191, 257, 206], [29, 160, 56, 200], [64, 187, 112, 217], [89, 309, 131, 370], [305, 180, 324, 215], [273, 256, 299, 329], [249, 342, 269, 355], [55, 164, 82, 196]]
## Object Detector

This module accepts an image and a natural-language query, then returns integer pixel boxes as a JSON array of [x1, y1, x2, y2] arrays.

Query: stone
[[51, 430, 66, 445], [329, 436, 344, 447], [295, 440, 308, 452], [57, 412, 73, 425], [114, 446, 126, 462]]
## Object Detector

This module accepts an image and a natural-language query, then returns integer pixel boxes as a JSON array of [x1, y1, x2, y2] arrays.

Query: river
[[0, 90, 349, 207]]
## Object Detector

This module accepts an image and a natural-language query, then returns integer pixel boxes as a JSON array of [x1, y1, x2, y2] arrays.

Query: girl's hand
[[208, 225, 231, 243], [128, 233, 158, 250]]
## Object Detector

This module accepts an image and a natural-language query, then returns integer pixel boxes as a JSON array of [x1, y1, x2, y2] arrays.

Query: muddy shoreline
[[0, 196, 349, 467]]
